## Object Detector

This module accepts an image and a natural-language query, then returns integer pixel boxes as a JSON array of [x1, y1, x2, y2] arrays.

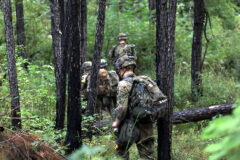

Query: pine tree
[[156, 0, 177, 159], [3, 0, 22, 129]]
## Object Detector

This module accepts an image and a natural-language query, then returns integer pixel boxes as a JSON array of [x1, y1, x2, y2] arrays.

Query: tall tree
[[3, 0, 22, 129], [50, 0, 66, 130], [15, 0, 25, 59], [191, 0, 205, 102], [156, 0, 177, 159], [64, 0, 82, 153], [86, 0, 106, 116], [79, 0, 87, 67], [148, 0, 156, 24]]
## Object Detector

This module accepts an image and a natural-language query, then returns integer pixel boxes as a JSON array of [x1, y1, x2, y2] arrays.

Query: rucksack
[[113, 43, 136, 61], [128, 76, 167, 123], [97, 68, 111, 96], [116, 118, 140, 149]]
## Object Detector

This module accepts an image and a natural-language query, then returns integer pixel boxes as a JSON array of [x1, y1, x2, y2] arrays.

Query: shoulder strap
[[112, 44, 120, 58]]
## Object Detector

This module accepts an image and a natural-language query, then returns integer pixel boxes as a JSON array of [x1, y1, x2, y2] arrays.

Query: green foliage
[[202, 99, 240, 160], [174, 68, 240, 110], [68, 145, 106, 160], [205, 0, 239, 29], [0, 0, 240, 159], [0, 49, 55, 127], [172, 126, 210, 160]]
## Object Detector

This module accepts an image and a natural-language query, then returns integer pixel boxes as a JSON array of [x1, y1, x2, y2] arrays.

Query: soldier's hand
[[112, 120, 120, 128]]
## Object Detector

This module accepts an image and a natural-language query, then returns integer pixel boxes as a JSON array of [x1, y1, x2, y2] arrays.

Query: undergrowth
[[0, 55, 240, 159]]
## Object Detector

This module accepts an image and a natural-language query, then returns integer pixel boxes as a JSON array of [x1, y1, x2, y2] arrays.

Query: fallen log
[[93, 104, 234, 129], [173, 104, 233, 124]]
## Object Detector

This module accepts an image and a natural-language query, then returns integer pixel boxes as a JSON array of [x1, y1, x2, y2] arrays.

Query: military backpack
[[128, 76, 167, 123], [97, 68, 112, 96]]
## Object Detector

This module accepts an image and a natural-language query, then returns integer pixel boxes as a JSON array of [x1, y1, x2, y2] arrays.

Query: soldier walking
[[112, 56, 167, 160], [108, 33, 137, 66]]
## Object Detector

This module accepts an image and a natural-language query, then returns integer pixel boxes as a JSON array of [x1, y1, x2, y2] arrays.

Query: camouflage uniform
[[81, 61, 92, 100], [108, 33, 137, 65], [86, 59, 114, 116], [113, 57, 154, 160]]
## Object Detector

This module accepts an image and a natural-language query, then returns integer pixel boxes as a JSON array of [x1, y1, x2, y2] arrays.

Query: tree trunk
[[191, 0, 205, 102], [3, 0, 22, 129], [86, 0, 106, 116], [79, 0, 87, 67], [15, 0, 25, 59], [148, 0, 156, 24], [64, 0, 81, 154], [93, 104, 234, 129], [50, 0, 66, 130], [173, 104, 233, 124], [156, 0, 176, 159]]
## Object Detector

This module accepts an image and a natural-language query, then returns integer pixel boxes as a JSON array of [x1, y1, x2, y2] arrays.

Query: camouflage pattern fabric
[[115, 123, 154, 160], [97, 68, 111, 96], [113, 73, 155, 160], [81, 73, 90, 99], [108, 43, 137, 64], [85, 69, 115, 116]]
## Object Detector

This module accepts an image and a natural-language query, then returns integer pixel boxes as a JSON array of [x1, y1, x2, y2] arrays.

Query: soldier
[[81, 61, 92, 100], [108, 33, 137, 66], [112, 56, 167, 160], [96, 59, 112, 114], [86, 59, 114, 117]]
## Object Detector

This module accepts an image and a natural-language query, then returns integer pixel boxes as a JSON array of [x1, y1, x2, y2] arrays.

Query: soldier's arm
[[113, 81, 132, 123], [108, 45, 116, 59]]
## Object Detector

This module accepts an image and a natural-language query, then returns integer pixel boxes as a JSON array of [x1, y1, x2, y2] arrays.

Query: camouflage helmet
[[117, 33, 128, 41], [83, 61, 92, 70], [114, 56, 136, 71], [100, 59, 108, 68]]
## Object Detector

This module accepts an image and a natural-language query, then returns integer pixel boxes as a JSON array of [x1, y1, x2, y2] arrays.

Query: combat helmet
[[83, 61, 92, 70], [100, 59, 108, 68], [117, 33, 128, 41], [114, 56, 136, 71]]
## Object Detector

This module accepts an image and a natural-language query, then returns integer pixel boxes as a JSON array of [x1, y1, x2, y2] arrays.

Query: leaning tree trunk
[[173, 104, 233, 124], [191, 0, 205, 102], [3, 0, 22, 129], [86, 0, 106, 116], [156, 0, 176, 159], [64, 0, 82, 154], [50, 0, 66, 130], [15, 0, 25, 59], [79, 0, 87, 68]]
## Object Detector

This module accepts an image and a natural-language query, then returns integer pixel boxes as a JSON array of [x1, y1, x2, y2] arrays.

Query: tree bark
[[93, 104, 234, 129], [156, 0, 176, 159], [64, 0, 81, 154], [3, 0, 22, 129], [86, 0, 106, 116], [79, 0, 87, 68], [191, 0, 205, 102], [148, 0, 156, 24], [15, 0, 25, 58], [173, 104, 233, 124], [50, 0, 66, 130]]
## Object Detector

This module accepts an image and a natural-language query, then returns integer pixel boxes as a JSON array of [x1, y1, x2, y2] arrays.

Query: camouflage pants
[[95, 96, 113, 119], [116, 123, 154, 160]]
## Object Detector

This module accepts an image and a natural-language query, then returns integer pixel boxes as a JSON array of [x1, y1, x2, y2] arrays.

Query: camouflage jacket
[[81, 73, 90, 99], [113, 73, 136, 122], [108, 43, 137, 64]]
